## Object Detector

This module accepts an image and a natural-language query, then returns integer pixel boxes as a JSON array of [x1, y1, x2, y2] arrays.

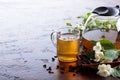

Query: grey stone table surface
[[0, 0, 120, 80]]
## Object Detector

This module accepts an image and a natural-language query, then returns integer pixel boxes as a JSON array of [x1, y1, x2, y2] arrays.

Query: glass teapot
[[82, 5, 120, 53]]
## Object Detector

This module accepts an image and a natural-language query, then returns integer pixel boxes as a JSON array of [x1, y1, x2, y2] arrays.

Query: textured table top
[[0, 0, 120, 80]]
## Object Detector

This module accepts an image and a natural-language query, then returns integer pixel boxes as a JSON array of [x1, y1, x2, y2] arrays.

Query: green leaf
[[91, 40, 97, 46], [99, 40, 115, 50], [87, 12, 91, 17], [103, 50, 118, 62], [112, 66, 120, 77], [66, 22, 72, 26], [117, 50, 120, 56]]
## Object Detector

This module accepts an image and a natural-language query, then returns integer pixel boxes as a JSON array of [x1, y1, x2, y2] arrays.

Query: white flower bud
[[94, 51, 104, 62], [93, 42, 102, 52]]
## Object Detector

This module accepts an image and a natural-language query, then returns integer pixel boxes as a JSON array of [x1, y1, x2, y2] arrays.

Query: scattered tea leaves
[[56, 65, 59, 69], [48, 71, 54, 74], [52, 57, 55, 62], [47, 67, 52, 71], [69, 66, 76, 72], [54, 56, 58, 58], [43, 64, 47, 68], [60, 67, 65, 71]]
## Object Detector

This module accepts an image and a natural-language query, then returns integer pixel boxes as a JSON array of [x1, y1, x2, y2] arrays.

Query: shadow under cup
[[56, 28, 80, 62]]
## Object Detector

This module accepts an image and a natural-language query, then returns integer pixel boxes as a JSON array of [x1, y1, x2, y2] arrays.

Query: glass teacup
[[51, 27, 80, 62]]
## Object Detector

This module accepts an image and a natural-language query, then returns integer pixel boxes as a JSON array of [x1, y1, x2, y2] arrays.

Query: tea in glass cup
[[51, 27, 80, 62]]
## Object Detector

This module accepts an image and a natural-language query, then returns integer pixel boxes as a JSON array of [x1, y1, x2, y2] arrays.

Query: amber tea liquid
[[57, 33, 80, 62]]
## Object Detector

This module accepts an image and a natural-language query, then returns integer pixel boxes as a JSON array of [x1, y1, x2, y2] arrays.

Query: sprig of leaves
[[86, 18, 117, 30], [66, 12, 117, 37], [76, 13, 117, 31]]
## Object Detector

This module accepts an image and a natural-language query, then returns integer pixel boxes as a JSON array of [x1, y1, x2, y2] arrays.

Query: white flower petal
[[97, 70, 110, 77], [94, 51, 104, 62], [96, 42, 100, 46], [93, 42, 102, 52], [97, 64, 114, 77]]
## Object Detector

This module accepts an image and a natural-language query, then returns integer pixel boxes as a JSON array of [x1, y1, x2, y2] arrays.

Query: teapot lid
[[92, 5, 120, 16]]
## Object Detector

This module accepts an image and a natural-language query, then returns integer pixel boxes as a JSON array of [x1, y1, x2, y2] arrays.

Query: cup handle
[[51, 32, 57, 47]]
